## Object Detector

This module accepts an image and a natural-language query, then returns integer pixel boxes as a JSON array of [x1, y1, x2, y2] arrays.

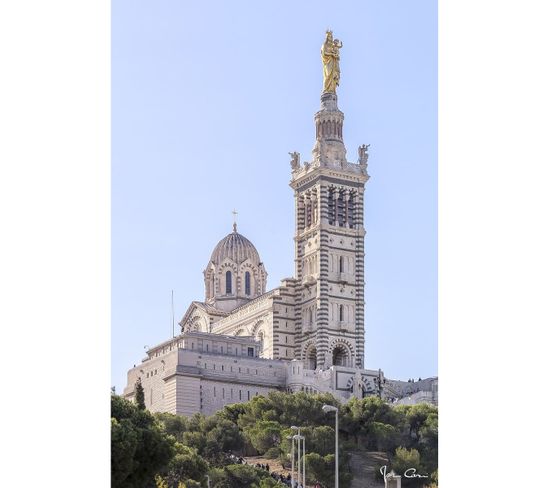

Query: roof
[[209, 229, 262, 265]]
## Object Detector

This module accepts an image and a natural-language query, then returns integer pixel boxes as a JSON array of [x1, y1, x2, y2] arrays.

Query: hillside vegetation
[[111, 391, 438, 488]]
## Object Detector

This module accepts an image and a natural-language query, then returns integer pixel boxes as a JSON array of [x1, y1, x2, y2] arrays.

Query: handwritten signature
[[380, 465, 429, 479]]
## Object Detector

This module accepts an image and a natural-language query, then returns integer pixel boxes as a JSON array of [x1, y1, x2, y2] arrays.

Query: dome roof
[[209, 228, 262, 265]]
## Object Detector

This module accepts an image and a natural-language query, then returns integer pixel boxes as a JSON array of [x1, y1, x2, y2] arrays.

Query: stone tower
[[290, 35, 370, 369]]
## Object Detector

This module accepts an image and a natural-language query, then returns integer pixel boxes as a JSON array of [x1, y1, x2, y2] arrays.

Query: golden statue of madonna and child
[[321, 30, 343, 94]]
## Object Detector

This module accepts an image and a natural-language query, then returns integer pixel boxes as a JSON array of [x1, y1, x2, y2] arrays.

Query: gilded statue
[[321, 30, 343, 93]]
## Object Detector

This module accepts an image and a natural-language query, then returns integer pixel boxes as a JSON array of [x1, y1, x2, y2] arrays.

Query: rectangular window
[[247, 391, 250, 400], [214, 387, 216, 397], [247, 347, 254, 357], [239, 390, 242, 400]]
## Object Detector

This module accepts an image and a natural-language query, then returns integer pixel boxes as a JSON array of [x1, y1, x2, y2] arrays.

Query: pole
[[297, 434, 301, 488], [303, 437, 306, 488], [335, 410, 339, 488], [171, 290, 175, 338], [291, 436, 295, 488]]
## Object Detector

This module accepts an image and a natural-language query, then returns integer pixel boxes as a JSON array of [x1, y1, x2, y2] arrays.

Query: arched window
[[333, 346, 349, 367], [245, 271, 251, 295], [225, 270, 232, 294]]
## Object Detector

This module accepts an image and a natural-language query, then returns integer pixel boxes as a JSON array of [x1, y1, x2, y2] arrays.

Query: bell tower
[[290, 31, 370, 369]]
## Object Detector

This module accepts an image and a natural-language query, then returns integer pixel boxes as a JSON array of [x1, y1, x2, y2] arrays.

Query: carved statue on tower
[[358, 144, 370, 165], [321, 30, 343, 93], [289, 151, 301, 171]]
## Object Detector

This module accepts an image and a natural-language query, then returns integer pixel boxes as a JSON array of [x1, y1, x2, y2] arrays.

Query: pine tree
[[135, 377, 146, 410]]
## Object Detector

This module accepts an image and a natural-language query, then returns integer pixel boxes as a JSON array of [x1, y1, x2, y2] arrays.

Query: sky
[[112, 0, 437, 393]]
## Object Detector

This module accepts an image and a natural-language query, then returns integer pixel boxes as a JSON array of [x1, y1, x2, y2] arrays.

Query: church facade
[[123, 33, 436, 416]]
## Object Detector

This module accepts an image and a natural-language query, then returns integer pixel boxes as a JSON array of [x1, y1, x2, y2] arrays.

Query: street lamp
[[290, 426, 300, 487], [287, 435, 295, 487], [322, 404, 339, 488], [293, 434, 306, 488]]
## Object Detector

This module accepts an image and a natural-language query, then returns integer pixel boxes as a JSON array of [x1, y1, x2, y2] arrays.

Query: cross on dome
[[232, 209, 238, 232]]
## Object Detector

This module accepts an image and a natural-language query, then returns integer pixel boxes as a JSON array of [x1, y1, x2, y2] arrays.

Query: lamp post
[[293, 434, 306, 488], [287, 435, 295, 487], [290, 426, 300, 487], [322, 404, 339, 488]]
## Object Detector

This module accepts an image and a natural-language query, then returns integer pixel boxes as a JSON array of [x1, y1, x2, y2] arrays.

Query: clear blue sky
[[112, 0, 437, 393]]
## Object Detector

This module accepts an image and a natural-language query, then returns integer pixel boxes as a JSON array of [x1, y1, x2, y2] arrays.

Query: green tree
[[308, 425, 335, 457], [370, 422, 400, 452], [405, 403, 437, 440], [161, 443, 208, 486], [111, 395, 174, 488], [391, 447, 427, 487], [244, 420, 283, 454], [204, 416, 244, 459], [135, 377, 146, 410]]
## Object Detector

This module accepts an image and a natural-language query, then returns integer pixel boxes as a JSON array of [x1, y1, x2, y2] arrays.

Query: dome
[[209, 227, 262, 265]]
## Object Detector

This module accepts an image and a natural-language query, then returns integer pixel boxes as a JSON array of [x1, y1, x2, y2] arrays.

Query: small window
[[339, 304, 344, 321], [247, 391, 250, 400], [226, 270, 232, 294], [239, 390, 242, 400], [247, 347, 254, 357], [339, 256, 344, 273], [245, 271, 251, 295]]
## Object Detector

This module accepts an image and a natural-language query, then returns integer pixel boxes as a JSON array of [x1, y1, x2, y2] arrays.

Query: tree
[[161, 443, 208, 487], [406, 403, 437, 440], [135, 377, 146, 410], [370, 422, 400, 452], [111, 395, 174, 488], [244, 420, 283, 455], [391, 447, 426, 487]]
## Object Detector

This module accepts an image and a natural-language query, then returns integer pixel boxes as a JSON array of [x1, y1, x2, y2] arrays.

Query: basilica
[[123, 33, 437, 416]]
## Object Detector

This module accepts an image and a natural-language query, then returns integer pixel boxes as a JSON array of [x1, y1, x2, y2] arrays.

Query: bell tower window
[[245, 271, 251, 295], [226, 270, 232, 294]]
